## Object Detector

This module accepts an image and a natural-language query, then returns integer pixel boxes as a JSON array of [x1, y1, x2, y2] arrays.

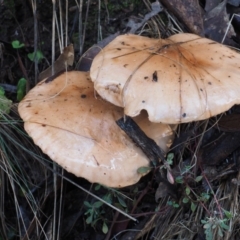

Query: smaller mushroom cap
[[90, 33, 240, 123], [18, 71, 175, 187]]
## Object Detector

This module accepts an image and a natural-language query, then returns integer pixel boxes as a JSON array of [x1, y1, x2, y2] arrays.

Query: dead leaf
[[77, 32, 119, 71], [228, 0, 240, 7], [155, 180, 177, 202], [160, 0, 204, 35], [214, 114, 240, 132], [127, 1, 163, 34], [204, 0, 221, 12], [204, 0, 236, 44], [200, 131, 240, 165], [38, 44, 74, 81]]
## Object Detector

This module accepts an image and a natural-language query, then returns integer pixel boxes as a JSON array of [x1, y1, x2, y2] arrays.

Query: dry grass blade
[[0, 108, 51, 239]]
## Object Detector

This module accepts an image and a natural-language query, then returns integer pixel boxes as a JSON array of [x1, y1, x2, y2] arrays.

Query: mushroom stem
[[116, 116, 165, 166]]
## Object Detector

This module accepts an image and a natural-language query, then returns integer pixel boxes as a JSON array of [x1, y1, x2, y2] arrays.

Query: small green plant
[[174, 164, 232, 240], [179, 178, 208, 213], [17, 78, 27, 101], [175, 176, 184, 184], [84, 184, 129, 234], [198, 192, 211, 203], [84, 200, 108, 233], [0, 87, 12, 114], [201, 216, 230, 240], [27, 50, 44, 63], [11, 40, 44, 63], [174, 163, 209, 213], [161, 153, 175, 184], [137, 166, 151, 174], [167, 200, 179, 208], [11, 40, 25, 49], [165, 152, 174, 166]]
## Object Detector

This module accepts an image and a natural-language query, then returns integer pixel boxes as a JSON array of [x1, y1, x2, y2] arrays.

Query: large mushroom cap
[[18, 71, 174, 188], [90, 33, 240, 124]]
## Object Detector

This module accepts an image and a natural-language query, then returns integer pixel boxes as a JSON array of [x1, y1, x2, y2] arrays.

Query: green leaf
[[117, 195, 127, 208], [137, 166, 151, 174], [92, 217, 100, 226], [0, 87, 12, 114], [86, 215, 93, 224], [27, 50, 44, 62], [166, 153, 174, 164], [0, 87, 4, 96], [102, 222, 108, 234], [11, 40, 25, 49], [175, 176, 183, 184], [185, 187, 190, 196], [220, 221, 229, 230], [94, 184, 101, 191], [93, 201, 103, 208], [182, 197, 189, 203], [84, 201, 92, 208], [17, 78, 27, 101], [103, 193, 112, 204], [218, 227, 223, 237], [184, 165, 191, 172], [114, 202, 124, 210], [203, 223, 211, 229], [173, 203, 179, 208], [195, 175, 203, 182], [223, 210, 233, 219], [191, 202, 197, 212], [84, 209, 92, 215], [200, 192, 210, 201], [167, 200, 179, 208], [205, 228, 213, 240]]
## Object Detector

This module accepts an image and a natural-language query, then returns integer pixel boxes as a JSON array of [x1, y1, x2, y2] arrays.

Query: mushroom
[[90, 33, 240, 124], [18, 71, 175, 188]]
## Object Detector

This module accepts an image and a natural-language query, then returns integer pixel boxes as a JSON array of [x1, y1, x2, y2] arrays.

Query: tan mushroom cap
[[90, 33, 240, 124], [18, 71, 175, 188]]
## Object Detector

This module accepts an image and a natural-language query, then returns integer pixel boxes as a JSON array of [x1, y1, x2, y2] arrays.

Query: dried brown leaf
[[160, 0, 204, 35], [38, 44, 74, 81], [204, 0, 236, 44]]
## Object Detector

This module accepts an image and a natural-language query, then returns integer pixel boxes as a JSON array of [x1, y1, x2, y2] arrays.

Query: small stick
[[116, 116, 165, 166]]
